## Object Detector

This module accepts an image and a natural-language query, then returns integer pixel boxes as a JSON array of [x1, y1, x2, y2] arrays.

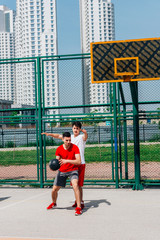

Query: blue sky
[[112, 0, 160, 40], [1, 0, 160, 54]]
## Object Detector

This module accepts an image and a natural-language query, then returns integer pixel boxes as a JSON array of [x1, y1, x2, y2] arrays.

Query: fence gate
[[0, 57, 40, 186]]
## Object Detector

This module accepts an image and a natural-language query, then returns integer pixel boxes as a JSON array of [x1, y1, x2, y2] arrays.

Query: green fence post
[[129, 82, 143, 190], [111, 121, 115, 181], [123, 107, 128, 180], [2, 128, 4, 147], [110, 83, 113, 114], [113, 83, 119, 188], [37, 56, 44, 188], [117, 83, 122, 180], [119, 83, 128, 180], [26, 128, 28, 147]]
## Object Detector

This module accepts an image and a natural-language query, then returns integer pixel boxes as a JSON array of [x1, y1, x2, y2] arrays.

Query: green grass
[[0, 150, 38, 166], [0, 144, 160, 166]]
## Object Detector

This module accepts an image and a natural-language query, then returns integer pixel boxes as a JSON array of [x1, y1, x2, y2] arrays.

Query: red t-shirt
[[55, 143, 80, 172]]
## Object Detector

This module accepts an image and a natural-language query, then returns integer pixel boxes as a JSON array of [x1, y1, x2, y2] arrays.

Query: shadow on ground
[[51, 199, 111, 214], [0, 196, 11, 201]]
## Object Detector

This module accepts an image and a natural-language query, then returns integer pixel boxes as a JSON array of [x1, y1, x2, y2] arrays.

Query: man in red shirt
[[47, 132, 82, 216]]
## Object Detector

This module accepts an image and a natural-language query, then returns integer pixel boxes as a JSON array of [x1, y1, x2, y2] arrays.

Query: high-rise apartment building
[[15, 0, 59, 114], [0, 5, 15, 102], [79, 0, 115, 112]]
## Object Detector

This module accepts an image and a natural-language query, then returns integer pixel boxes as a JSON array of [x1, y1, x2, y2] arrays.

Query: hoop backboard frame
[[90, 38, 160, 83]]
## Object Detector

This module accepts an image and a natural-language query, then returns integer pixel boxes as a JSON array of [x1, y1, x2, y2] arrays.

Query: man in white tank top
[[41, 121, 88, 209]]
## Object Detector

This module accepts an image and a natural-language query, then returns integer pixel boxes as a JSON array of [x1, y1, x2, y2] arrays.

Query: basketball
[[49, 158, 60, 171]]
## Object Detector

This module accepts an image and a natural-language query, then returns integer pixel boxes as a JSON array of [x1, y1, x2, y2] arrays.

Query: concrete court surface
[[0, 186, 160, 240]]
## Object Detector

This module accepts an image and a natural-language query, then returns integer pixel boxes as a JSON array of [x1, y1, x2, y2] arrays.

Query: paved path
[[0, 187, 160, 240], [0, 142, 159, 151]]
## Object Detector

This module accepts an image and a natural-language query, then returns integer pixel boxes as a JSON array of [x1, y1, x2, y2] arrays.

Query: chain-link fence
[[0, 54, 160, 188]]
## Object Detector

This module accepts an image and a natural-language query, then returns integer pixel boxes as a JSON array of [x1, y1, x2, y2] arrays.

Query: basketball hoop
[[123, 73, 135, 82], [114, 57, 139, 82], [114, 73, 135, 82]]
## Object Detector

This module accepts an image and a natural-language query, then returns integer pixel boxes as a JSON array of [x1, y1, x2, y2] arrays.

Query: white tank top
[[71, 134, 86, 164]]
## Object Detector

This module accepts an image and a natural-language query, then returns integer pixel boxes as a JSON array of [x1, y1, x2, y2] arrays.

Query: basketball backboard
[[90, 38, 160, 83]]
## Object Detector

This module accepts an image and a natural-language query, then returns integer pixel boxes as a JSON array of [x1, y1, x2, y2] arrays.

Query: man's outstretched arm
[[41, 132, 63, 139]]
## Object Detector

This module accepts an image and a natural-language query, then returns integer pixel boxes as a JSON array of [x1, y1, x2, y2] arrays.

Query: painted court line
[[0, 238, 66, 240], [0, 192, 47, 210], [0, 238, 68, 240]]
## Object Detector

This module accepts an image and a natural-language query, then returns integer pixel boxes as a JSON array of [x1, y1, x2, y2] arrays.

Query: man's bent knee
[[52, 185, 61, 192], [71, 179, 79, 188]]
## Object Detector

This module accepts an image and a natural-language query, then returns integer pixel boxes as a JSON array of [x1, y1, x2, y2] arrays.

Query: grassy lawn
[[0, 144, 160, 166]]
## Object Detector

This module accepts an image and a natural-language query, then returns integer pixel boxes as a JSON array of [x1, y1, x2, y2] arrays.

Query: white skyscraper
[[79, 0, 115, 112], [0, 5, 15, 101], [15, 0, 59, 114]]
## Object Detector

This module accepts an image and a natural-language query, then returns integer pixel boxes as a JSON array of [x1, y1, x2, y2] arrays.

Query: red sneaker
[[72, 201, 77, 208], [47, 202, 57, 210], [72, 201, 85, 209], [75, 207, 82, 216]]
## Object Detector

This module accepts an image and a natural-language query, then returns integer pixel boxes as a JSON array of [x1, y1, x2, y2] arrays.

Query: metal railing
[[0, 54, 160, 189]]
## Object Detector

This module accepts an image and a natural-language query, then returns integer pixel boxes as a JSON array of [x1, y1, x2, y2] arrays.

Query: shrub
[[149, 134, 160, 142], [5, 141, 15, 148]]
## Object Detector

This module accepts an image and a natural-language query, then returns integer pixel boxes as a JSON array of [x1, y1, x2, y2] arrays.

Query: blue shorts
[[54, 170, 79, 188]]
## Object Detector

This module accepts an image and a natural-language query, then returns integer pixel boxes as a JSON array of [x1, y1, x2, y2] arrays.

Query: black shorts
[[54, 170, 79, 188]]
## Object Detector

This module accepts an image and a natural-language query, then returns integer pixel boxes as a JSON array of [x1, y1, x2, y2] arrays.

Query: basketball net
[[122, 73, 135, 82], [114, 73, 135, 82]]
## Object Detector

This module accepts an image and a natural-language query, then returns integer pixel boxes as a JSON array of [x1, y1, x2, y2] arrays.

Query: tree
[[10, 111, 21, 126]]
